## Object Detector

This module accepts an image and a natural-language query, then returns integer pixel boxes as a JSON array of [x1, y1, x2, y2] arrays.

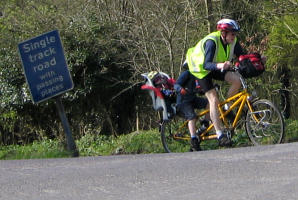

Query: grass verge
[[0, 119, 297, 160]]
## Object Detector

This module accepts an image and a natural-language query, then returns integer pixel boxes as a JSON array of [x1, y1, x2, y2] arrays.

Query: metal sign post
[[55, 95, 79, 157], [18, 30, 78, 157]]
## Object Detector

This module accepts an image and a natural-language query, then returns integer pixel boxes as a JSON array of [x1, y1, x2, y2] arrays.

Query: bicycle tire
[[245, 99, 284, 145], [160, 116, 191, 153]]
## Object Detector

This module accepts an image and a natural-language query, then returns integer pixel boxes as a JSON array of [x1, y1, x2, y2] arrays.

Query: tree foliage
[[266, 15, 298, 69]]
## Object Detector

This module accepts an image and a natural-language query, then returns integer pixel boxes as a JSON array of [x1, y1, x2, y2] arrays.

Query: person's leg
[[196, 73, 223, 137], [225, 71, 241, 98], [178, 103, 201, 151], [188, 119, 197, 138], [195, 73, 232, 146], [204, 88, 223, 137], [178, 103, 197, 137], [204, 89, 232, 146], [185, 114, 201, 151], [196, 72, 231, 145], [188, 118, 201, 151], [193, 97, 210, 122]]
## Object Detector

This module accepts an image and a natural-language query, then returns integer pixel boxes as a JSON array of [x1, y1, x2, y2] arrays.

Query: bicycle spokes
[[246, 99, 284, 145]]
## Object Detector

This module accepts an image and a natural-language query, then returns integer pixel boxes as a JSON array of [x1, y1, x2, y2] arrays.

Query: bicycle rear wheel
[[160, 116, 191, 153], [245, 99, 284, 145]]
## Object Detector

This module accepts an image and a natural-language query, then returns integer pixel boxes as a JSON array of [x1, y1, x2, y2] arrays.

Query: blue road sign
[[18, 30, 73, 103]]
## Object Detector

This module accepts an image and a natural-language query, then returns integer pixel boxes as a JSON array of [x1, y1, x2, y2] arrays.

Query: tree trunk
[[98, 97, 118, 137], [204, 0, 215, 33], [279, 66, 291, 119]]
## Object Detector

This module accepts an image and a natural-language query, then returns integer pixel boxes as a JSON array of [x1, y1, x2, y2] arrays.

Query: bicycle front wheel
[[245, 99, 284, 145], [160, 116, 191, 153]]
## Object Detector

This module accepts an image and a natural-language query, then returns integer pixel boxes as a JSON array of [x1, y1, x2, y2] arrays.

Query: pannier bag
[[236, 53, 265, 78], [141, 71, 176, 121]]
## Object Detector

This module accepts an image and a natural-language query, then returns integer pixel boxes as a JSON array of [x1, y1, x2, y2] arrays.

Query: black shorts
[[177, 97, 208, 120], [197, 70, 226, 93]]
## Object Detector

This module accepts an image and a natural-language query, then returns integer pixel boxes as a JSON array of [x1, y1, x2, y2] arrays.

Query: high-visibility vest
[[186, 31, 237, 79]]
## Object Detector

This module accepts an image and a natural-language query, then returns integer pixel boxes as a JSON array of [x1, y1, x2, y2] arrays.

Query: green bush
[[283, 119, 298, 143], [0, 139, 70, 160], [0, 130, 165, 159], [77, 130, 164, 156]]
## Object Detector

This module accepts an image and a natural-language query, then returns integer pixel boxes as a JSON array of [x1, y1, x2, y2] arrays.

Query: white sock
[[216, 130, 223, 139]]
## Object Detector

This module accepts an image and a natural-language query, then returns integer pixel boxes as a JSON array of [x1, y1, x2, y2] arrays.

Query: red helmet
[[217, 19, 240, 32]]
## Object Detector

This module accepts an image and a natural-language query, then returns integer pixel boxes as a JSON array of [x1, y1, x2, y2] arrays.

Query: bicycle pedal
[[224, 129, 234, 139]]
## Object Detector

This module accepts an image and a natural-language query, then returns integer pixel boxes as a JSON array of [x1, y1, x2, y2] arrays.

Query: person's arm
[[174, 71, 189, 95], [203, 40, 217, 71], [204, 40, 231, 71]]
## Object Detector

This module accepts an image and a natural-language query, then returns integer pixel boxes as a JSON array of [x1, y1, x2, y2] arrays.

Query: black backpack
[[236, 53, 265, 78]]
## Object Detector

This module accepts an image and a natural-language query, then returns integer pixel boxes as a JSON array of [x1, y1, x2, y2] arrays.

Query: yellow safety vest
[[186, 31, 236, 79]]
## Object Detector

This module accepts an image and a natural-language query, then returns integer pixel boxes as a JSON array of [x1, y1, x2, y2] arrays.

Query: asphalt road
[[1, 142, 298, 200]]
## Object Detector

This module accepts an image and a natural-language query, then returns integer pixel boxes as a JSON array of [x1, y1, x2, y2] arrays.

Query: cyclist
[[174, 69, 208, 151], [186, 19, 245, 146]]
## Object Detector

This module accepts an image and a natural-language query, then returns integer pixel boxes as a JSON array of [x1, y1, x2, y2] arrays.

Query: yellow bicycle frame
[[173, 88, 256, 141]]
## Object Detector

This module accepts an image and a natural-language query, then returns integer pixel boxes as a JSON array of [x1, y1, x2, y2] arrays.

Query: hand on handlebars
[[217, 61, 232, 72]]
